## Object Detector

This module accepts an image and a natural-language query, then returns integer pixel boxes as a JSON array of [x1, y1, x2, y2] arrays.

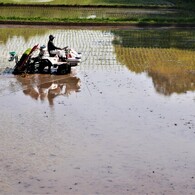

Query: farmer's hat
[[49, 35, 55, 40]]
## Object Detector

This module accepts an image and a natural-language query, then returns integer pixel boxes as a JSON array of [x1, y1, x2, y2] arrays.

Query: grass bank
[[0, 0, 175, 6], [0, 1, 194, 25], [0, 16, 194, 26]]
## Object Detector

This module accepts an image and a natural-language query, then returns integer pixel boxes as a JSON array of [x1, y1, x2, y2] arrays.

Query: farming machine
[[9, 44, 81, 75]]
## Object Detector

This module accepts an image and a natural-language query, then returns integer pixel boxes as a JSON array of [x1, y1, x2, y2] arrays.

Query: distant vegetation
[[0, 0, 194, 9], [0, 0, 175, 6], [0, 0, 194, 24]]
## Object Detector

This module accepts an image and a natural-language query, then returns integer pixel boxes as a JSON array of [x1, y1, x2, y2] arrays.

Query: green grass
[[1, 15, 194, 25], [0, 0, 174, 6], [0, 6, 194, 25], [0, 0, 194, 24], [0, 6, 189, 19]]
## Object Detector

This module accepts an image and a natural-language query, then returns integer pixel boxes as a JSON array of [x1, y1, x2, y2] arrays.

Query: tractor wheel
[[38, 59, 52, 73], [57, 64, 71, 75]]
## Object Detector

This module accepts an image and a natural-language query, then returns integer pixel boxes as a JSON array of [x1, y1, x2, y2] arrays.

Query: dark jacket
[[47, 40, 61, 54]]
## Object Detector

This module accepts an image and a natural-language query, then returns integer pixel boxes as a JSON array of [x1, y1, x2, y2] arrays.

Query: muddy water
[[0, 26, 195, 194]]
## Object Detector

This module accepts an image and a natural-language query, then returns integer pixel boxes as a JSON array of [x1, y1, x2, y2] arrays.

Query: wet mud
[[0, 68, 195, 195]]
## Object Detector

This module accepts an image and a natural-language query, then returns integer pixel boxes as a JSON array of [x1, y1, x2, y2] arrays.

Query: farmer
[[47, 35, 64, 57]]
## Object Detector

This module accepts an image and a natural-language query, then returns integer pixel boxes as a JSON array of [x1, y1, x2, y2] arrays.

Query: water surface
[[0, 26, 195, 194]]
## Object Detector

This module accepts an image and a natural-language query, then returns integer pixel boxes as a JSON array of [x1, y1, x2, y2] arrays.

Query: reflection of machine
[[16, 73, 81, 106], [9, 44, 81, 75]]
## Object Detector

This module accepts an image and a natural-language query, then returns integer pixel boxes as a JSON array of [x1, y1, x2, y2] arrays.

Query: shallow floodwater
[[0, 26, 195, 194]]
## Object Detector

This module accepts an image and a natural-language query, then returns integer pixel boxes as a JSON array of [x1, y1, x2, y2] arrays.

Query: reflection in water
[[0, 27, 48, 45], [1, 26, 195, 96], [112, 29, 195, 95], [114, 46, 195, 95], [112, 29, 195, 50], [15, 73, 80, 106]]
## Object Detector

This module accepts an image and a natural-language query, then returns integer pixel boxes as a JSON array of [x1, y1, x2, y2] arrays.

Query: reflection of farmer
[[47, 35, 63, 57], [16, 74, 81, 106]]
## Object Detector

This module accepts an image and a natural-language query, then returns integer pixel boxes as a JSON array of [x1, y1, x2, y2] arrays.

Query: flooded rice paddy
[[0, 25, 195, 194], [1, 6, 193, 21], [0, 6, 178, 19]]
